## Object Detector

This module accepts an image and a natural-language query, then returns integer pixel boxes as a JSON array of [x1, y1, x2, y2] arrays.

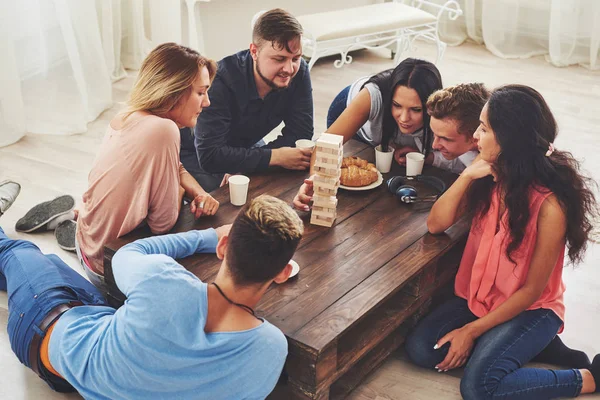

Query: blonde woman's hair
[[123, 42, 217, 121]]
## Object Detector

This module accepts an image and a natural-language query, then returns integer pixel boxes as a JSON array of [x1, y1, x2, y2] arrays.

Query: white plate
[[339, 171, 383, 191], [288, 260, 300, 278]]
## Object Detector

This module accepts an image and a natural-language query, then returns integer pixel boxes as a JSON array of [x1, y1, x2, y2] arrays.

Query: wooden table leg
[[288, 379, 330, 400], [270, 344, 337, 400]]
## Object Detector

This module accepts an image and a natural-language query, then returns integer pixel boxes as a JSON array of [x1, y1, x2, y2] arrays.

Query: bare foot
[[580, 369, 596, 394]]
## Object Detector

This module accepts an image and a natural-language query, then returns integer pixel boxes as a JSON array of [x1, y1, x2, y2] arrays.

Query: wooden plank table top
[[102, 140, 470, 399]]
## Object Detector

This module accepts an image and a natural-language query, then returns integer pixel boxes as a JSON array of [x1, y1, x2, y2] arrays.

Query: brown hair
[[426, 83, 490, 138], [468, 84, 597, 265], [252, 8, 303, 52], [123, 42, 217, 120], [226, 195, 304, 285], [364, 58, 442, 153]]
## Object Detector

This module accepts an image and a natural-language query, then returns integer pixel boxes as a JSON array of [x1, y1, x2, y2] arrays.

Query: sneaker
[[15, 195, 75, 233], [55, 220, 76, 252], [0, 180, 21, 217]]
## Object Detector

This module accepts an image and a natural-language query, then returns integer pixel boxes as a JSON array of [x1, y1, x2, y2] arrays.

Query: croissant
[[342, 156, 368, 169], [340, 165, 379, 187], [342, 156, 378, 171]]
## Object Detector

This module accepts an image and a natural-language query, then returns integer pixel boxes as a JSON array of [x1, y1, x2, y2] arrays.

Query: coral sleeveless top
[[454, 187, 566, 331]]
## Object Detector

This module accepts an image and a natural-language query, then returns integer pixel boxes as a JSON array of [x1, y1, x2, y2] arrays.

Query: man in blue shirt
[[1, 194, 303, 399], [180, 8, 314, 191]]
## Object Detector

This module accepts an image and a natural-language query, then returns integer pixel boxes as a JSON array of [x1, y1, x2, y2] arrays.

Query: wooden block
[[314, 150, 342, 167], [313, 178, 339, 191], [312, 213, 336, 223], [310, 213, 336, 227], [312, 207, 337, 219], [317, 209, 336, 218], [312, 195, 338, 208], [316, 146, 343, 156], [314, 158, 341, 170], [315, 150, 343, 162], [314, 175, 339, 186], [314, 165, 341, 178], [315, 154, 342, 167], [314, 186, 338, 197], [316, 133, 344, 149]]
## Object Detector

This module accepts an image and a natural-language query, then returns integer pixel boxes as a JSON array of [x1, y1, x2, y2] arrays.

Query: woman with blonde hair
[[76, 42, 220, 292]]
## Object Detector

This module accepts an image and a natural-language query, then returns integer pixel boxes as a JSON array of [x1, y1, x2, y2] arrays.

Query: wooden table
[[103, 140, 470, 400]]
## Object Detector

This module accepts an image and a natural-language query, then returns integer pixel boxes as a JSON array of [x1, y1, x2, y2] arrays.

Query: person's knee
[[0, 238, 39, 253], [326, 110, 336, 129], [404, 328, 439, 369], [460, 366, 496, 400]]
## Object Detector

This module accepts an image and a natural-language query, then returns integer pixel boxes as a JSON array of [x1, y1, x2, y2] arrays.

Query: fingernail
[[434, 366, 439, 370], [438, 369, 443, 373], [433, 344, 439, 350], [444, 369, 448, 372]]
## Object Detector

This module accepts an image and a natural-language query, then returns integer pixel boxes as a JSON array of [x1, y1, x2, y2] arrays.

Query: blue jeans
[[405, 297, 582, 399], [327, 85, 350, 128], [0, 227, 108, 391]]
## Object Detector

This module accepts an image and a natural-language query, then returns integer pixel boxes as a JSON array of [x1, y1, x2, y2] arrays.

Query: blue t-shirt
[[49, 229, 287, 400]]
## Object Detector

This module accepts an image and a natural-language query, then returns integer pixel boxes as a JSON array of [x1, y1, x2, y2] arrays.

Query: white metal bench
[[297, 0, 462, 70]]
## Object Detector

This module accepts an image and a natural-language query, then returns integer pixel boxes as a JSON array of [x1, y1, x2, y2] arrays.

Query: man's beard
[[256, 59, 291, 91]]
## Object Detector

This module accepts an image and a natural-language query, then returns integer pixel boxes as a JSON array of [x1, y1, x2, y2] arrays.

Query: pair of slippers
[[15, 195, 77, 252]]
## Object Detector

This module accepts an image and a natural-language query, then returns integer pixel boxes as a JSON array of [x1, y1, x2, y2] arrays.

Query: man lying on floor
[[1, 194, 302, 399]]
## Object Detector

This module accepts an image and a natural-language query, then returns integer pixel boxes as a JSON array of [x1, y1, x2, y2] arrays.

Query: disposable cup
[[228, 175, 250, 206], [406, 152, 425, 176], [295, 139, 315, 150], [375, 145, 394, 173]]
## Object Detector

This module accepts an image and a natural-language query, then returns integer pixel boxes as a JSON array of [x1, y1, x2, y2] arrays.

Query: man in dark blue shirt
[[180, 9, 314, 191]]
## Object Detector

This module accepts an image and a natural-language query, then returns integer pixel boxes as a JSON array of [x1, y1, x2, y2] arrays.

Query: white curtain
[[2, 0, 111, 147], [408, 0, 600, 70], [0, 0, 203, 148]]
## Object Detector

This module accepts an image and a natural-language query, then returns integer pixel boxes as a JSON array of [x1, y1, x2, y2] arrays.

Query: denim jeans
[[0, 227, 108, 391], [74, 233, 108, 296], [405, 297, 582, 400], [327, 85, 350, 128]]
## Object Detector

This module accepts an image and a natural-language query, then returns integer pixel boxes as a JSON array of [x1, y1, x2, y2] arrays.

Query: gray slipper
[[0, 180, 21, 217], [15, 195, 75, 233], [55, 220, 76, 252]]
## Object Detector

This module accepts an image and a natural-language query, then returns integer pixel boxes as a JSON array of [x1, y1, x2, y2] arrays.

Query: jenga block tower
[[311, 134, 343, 227], [313, 175, 340, 197]]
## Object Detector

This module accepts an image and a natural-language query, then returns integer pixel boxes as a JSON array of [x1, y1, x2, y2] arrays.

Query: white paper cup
[[228, 175, 250, 206], [375, 145, 394, 173], [406, 152, 425, 176], [295, 139, 315, 150]]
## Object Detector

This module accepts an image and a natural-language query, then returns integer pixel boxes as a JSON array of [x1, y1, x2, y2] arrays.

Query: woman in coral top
[[405, 84, 599, 399]]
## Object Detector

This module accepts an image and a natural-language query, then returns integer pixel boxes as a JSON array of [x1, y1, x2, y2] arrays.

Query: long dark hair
[[363, 58, 442, 152], [467, 84, 597, 264]]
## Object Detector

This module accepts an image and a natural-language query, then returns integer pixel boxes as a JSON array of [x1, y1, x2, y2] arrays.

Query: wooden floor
[[1, 42, 599, 399]]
